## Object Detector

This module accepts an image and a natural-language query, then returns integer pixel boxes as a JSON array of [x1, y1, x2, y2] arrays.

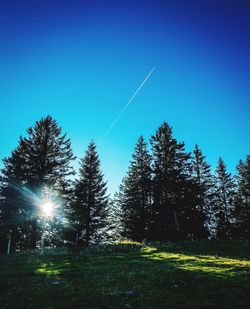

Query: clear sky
[[0, 0, 249, 195]]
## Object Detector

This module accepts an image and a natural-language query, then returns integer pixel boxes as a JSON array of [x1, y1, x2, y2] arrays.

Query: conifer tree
[[0, 142, 36, 252], [0, 116, 75, 251], [191, 145, 214, 238], [150, 122, 194, 240], [234, 155, 250, 240], [107, 189, 124, 241], [214, 158, 235, 240], [120, 136, 152, 241], [70, 141, 109, 246]]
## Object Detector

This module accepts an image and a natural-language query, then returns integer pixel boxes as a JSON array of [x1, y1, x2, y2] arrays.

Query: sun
[[40, 200, 55, 218]]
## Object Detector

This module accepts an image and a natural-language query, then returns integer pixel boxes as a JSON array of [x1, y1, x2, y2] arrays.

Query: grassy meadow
[[0, 241, 249, 308]]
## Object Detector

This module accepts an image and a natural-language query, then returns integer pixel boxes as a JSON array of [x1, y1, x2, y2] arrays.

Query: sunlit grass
[[34, 244, 250, 278], [140, 246, 250, 278], [115, 240, 141, 246], [36, 261, 72, 275], [1, 241, 250, 308]]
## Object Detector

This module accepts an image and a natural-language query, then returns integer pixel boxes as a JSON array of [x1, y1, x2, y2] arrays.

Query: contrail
[[99, 67, 155, 142]]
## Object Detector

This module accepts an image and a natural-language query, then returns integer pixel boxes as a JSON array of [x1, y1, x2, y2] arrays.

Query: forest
[[0, 115, 249, 254]]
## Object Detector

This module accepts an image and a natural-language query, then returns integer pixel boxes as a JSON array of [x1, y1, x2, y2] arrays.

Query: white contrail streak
[[99, 67, 155, 142]]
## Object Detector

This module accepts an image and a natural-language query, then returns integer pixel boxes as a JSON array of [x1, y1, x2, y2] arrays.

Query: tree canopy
[[0, 116, 249, 253]]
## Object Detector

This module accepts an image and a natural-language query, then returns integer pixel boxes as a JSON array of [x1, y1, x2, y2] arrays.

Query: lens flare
[[40, 200, 54, 217]]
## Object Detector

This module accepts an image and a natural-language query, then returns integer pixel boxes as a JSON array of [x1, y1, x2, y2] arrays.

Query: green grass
[[0, 241, 249, 308]]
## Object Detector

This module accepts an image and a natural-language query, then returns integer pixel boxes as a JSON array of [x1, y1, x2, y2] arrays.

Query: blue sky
[[0, 0, 249, 194]]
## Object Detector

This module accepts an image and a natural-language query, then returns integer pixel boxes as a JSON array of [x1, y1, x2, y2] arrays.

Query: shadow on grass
[[156, 240, 250, 260], [0, 242, 250, 308]]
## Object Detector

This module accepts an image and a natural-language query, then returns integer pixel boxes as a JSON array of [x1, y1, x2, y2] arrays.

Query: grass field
[[0, 241, 249, 308]]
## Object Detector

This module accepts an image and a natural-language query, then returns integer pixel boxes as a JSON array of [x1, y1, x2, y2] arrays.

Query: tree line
[[0, 116, 249, 253]]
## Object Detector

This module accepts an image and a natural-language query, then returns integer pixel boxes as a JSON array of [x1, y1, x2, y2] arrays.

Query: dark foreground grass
[[0, 241, 249, 308]]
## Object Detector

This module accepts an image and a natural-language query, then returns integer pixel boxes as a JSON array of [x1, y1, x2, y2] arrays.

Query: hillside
[[0, 241, 249, 308]]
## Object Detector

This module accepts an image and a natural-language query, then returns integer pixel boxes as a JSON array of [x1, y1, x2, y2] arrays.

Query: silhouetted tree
[[108, 190, 124, 241], [120, 136, 152, 241], [234, 154, 250, 240], [0, 116, 75, 251], [1, 117, 249, 251], [150, 122, 195, 240], [191, 145, 214, 238], [214, 158, 235, 240], [69, 142, 109, 246], [0, 142, 35, 253]]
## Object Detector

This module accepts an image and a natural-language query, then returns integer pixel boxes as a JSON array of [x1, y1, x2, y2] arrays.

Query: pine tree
[[107, 189, 124, 241], [234, 155, 250, 240], [120, 136, 152, 241], [150, 122, 194, 241], [214, 158, 235, 240], [0, 142, 34, 252], [191, 145, 214, 238], [0, 115, 75, 251], [70, 141, 109, 246]]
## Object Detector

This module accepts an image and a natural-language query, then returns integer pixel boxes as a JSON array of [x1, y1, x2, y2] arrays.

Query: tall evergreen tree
[[120, 136, 152, 241], [214, 158, 235, 240], [150, 122, 195, 240], [191, 145, 214, 238], [0, 142, 37, 252], [234, 154, 250, 240], [70, 141, 109, 246], [107, 189, 124, 241], [0, 115, 75, 251]]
